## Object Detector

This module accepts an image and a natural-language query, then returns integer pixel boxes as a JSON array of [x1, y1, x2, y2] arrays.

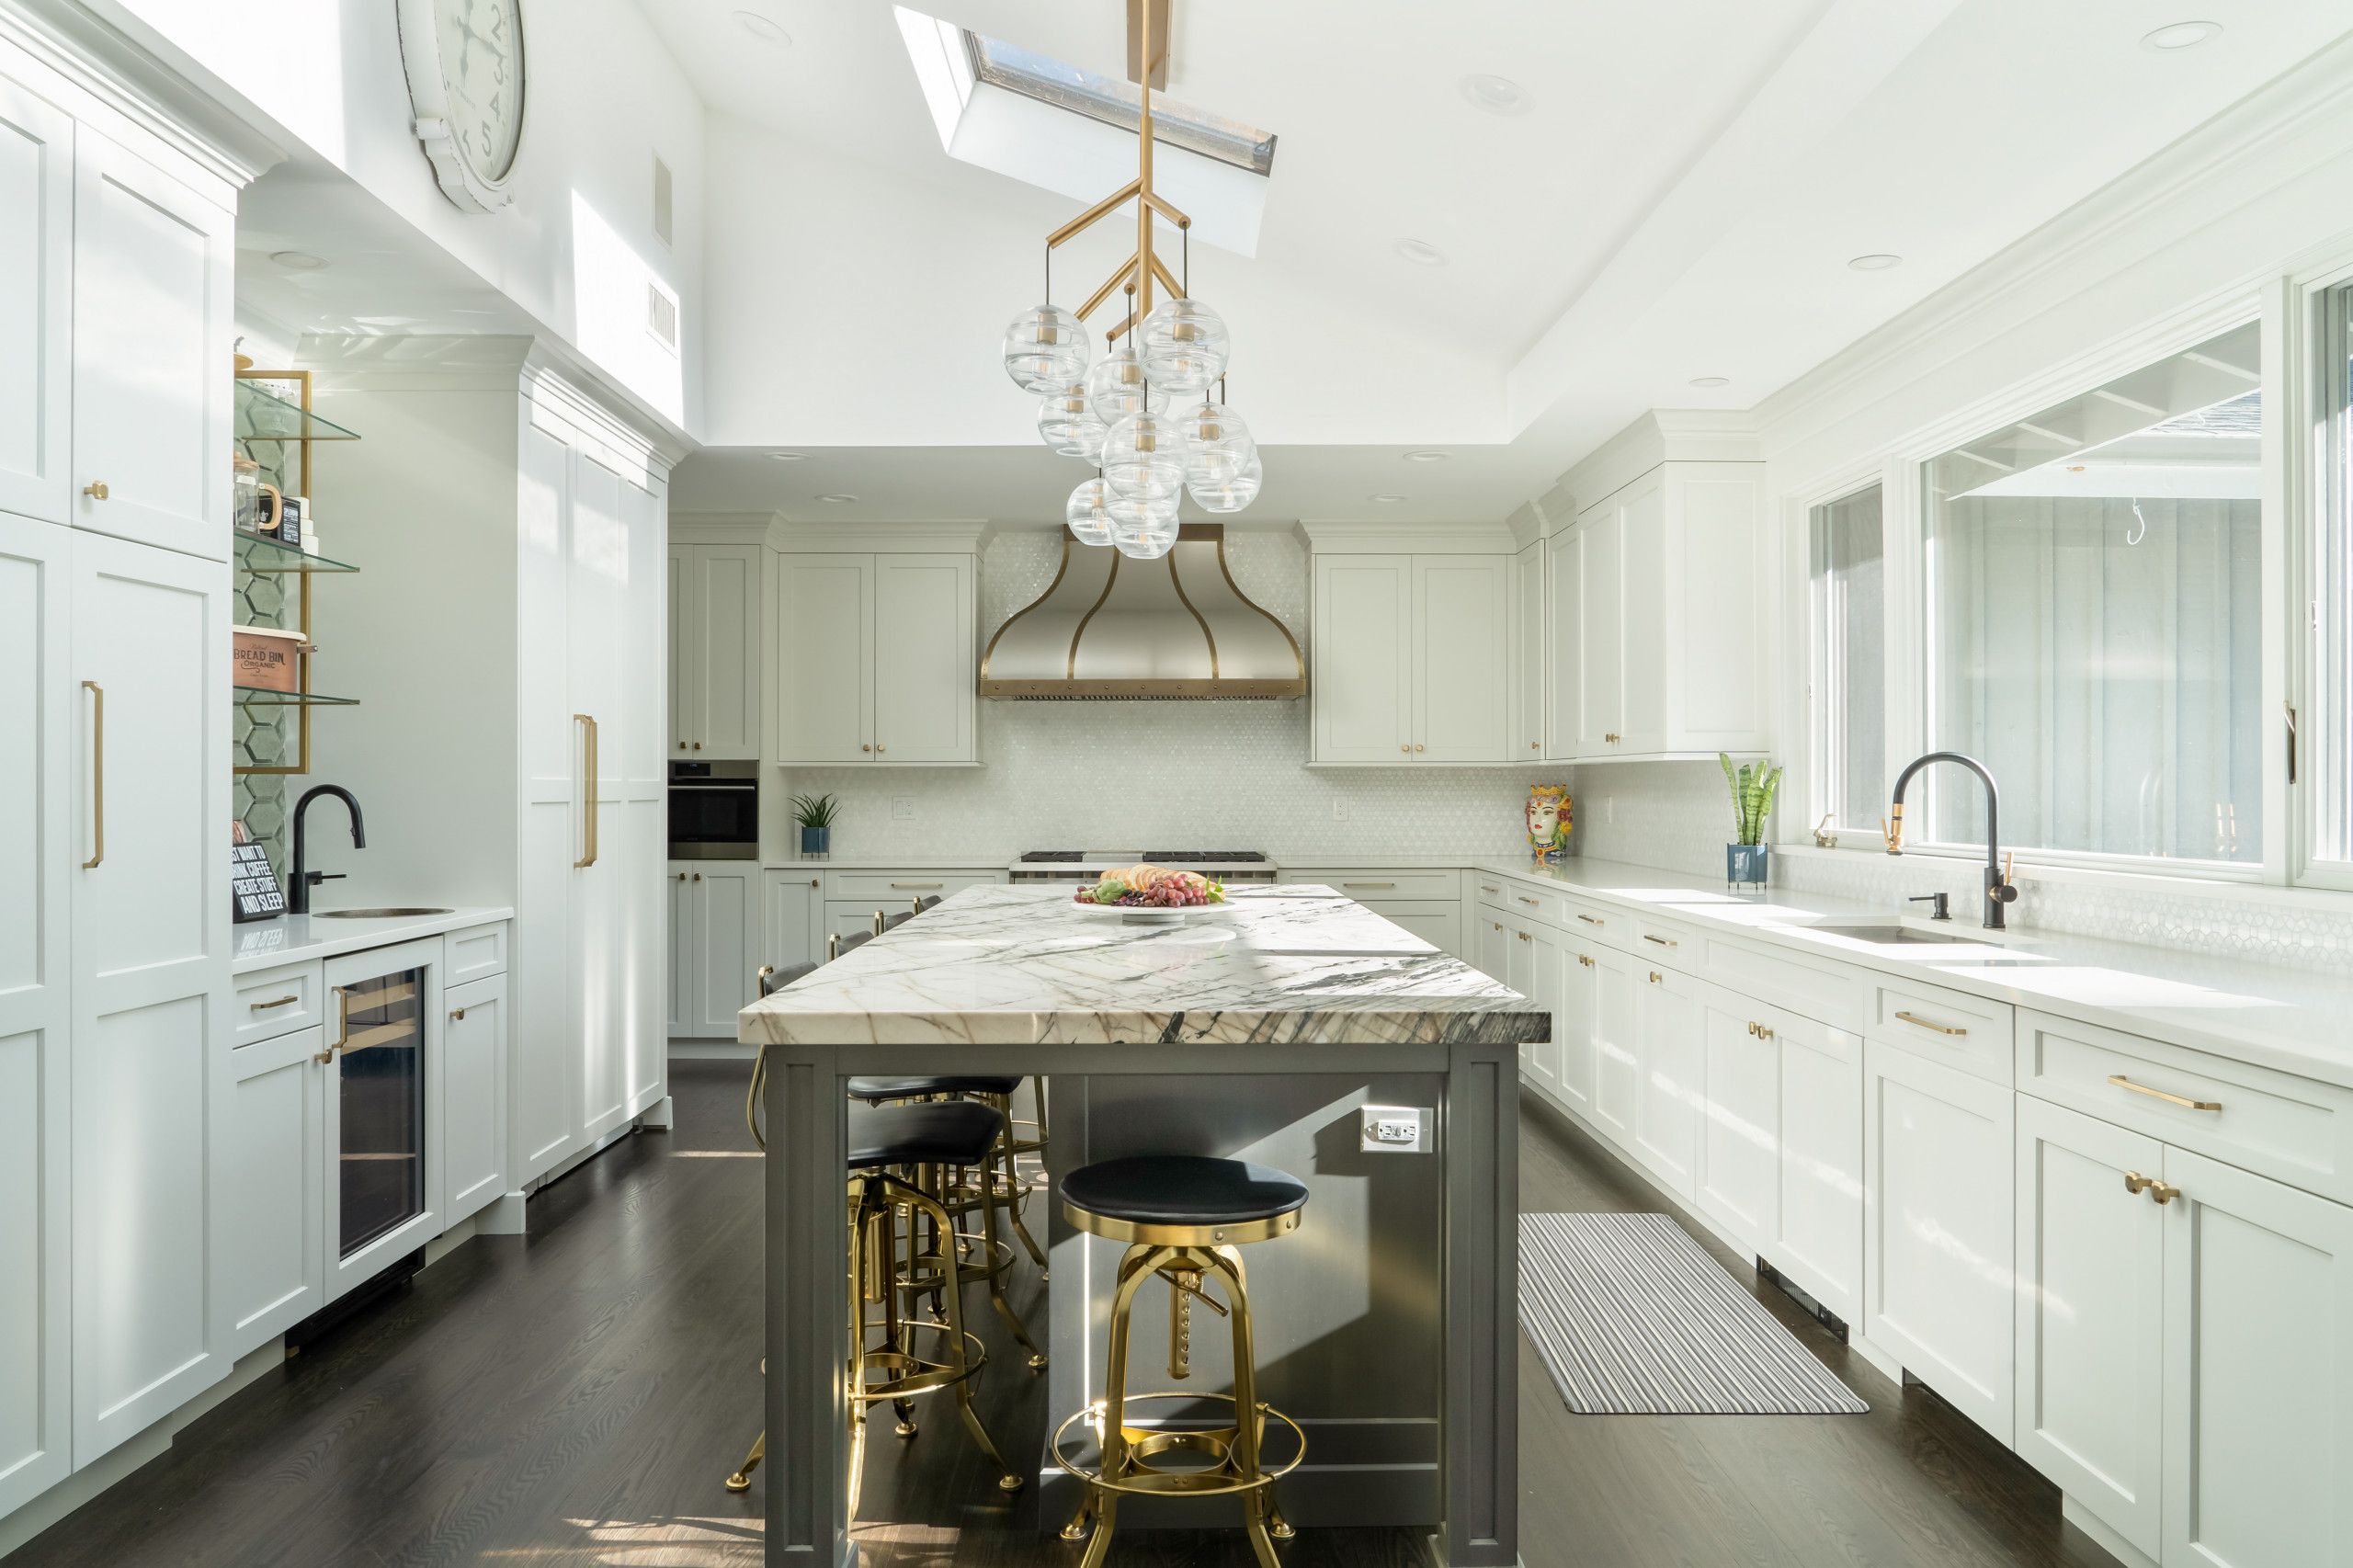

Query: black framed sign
[[232, 824, 286, 923]]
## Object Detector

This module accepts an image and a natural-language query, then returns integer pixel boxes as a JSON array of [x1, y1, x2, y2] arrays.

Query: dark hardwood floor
[[9, 1064, 2120, 1568]]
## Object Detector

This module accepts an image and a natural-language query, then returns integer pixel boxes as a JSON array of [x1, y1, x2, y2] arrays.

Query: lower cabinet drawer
[[1493, 882, 1560, 926], [1470, 873, 1512, 913], [1701, 931, 1863, 1032], [826, 869, 1005, 902], [1870, 978, 2013, 1086], [1286, 868, 1462, 901], [1354, 900, 1461, 958], [2018, 1008, 2353, 1206], [233, 960, 325, 1047], [445, 921, 508, 984], [1629, 914, 1700, 968]]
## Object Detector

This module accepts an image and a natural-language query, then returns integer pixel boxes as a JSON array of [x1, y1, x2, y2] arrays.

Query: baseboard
[[669, 1040, 756, 1061], [635, 1095, 675, 1130], [2063, 1494, 2158, 1568], [423, 1214, 478, 1267], [0, 1338, 285, 1561]]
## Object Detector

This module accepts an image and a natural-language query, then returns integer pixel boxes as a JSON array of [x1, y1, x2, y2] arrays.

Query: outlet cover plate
[[1359, 1103, 1433, 1153]]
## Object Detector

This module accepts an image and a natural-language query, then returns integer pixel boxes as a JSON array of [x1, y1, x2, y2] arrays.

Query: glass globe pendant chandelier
[[998, 0, 1258, 544]]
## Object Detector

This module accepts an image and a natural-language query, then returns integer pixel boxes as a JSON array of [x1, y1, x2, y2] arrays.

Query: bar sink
[[313, 907, 456, 919], [1808, 924, 1993, 946]]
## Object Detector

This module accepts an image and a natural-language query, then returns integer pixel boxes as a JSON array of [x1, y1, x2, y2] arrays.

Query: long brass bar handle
[[2108, 1074, 2222, 1112], [317, 984, 350, 1063], [1893, 1009, 1965, 1036], [890, 882, 944, 889], [1576, 914, 1604, 926], [81, 681, 103, 868], [1643, 934, 1677, 947], [574, 713, 598, 868], [249, 994, 300, 1010]]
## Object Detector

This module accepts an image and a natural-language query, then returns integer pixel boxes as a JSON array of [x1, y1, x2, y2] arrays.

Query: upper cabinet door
[[666, 546, 700, 757], [778, 553, 873, 763], [672, 543, 764, 760], [1413, 554, 1508, 762], [1509, 540, 1543, 760], [871, 553, 974, 763], [0, 76, 72, 525], [1575, 508, 1624, 755], [71, 130, 230, 562], [1313, 554, 1412, 762], [1545, 527, 1581, 761], [1614, 478, 1666, 755]]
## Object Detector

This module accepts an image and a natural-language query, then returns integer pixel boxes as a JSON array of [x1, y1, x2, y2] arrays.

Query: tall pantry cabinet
[[298, 337, 671, 1199], [0, 15, 259, 1512]]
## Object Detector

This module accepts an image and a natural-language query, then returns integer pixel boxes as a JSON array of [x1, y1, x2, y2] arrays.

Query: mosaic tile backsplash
[[774, 529, 1566, 861]]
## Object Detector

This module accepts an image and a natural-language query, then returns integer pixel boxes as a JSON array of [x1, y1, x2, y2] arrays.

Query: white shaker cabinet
[[221, 1025, 326, 1360], [1508, 539, 1544, 760], [71, 127, 233, 562], [775, 550, 976, 765], [1696, 994, 1779, 1256], [1770, 1011, 1864, 1332], [668, 543, 762, 760], [1308, 547, 1510, 764], [668, 865, 760, 1039], [1631, 965, 1703, 1200], [442, 973, 509, 1227], [1862, 1040, 2015, 1444], [1506, 921, 1562, 1098], [0, 72, 72, 524], [763, 869, 822, 973]]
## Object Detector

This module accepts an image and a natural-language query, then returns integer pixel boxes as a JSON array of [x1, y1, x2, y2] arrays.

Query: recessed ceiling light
[[1460, 74, 1529, 116], [1688, 377, 1730, 389], [1370, 494, 1408, 504], [767, 451, 810, 461], [733, 10, 790, 44], [2142, 19, 2221, 50], [815, 494, 858, 504], [269, 250, 328, 270], [1404, 450, 1450, 463], [1395, 238, 1447, 267], [1847, 253, 1903, 272]]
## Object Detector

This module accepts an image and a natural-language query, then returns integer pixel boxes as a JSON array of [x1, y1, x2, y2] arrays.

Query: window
[[962, 33, 1277, 175], [1923, 324, 2264, 865], [2311, 283, 2353, 869], [1811, 483, 1884, 831]]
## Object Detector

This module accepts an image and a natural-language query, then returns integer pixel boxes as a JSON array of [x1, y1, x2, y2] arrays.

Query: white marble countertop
[[1470, 856, 2353, 1089], [758, 858, 1013, 870], [740, 884, 1543, 1045], [232, 906, 514, 974]]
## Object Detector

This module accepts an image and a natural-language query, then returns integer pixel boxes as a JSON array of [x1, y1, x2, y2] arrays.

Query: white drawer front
[[1558, 895, 1620, 948], [1870, 979, 2013, 1085], [1286, 868, 1461, 901], [1495, 883, 1560, 926], [1630, 914, 1701, 969], [1472, 874, 1511, 914], [233, 960, 324, 1047], [826, 869, 1006, 901], [2018, 1009, 2353, 1206], [445, 921, 508, 985], [1702, 932, 1863, 1031]]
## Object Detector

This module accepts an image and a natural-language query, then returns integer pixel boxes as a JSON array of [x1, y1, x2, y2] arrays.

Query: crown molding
[[1506, 503, 1544, 551], [769, 517, 987, 553], [298, 334, 538, 391], [669, 511, 779, 546], [1545, 411, 1761, 534], [1298, 518, 1519, 555]]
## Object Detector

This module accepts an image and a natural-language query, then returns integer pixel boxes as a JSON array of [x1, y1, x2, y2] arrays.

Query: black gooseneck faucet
[[1884, 752, 2018, 931], [290, 784, 366, 915]]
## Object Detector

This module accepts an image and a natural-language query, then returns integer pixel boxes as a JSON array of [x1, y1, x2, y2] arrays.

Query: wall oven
[[669, 760, 759, 859]]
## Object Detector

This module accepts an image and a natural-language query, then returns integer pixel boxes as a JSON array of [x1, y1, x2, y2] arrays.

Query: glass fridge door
[[337, 968, 426, 1257]]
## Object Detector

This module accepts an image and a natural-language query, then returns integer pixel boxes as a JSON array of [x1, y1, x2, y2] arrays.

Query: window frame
[[1802, 475, 1894, 839], [2286, 250, 2353, 891]]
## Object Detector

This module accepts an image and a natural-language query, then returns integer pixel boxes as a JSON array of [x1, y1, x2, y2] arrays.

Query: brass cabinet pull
[[1604, 733, 1621, 744], [1518, 931, 1531, 943], [81, 681, 103, 868], [2108, 1074, 2222, 1112], [1576, 914, 1604, 926], [450, 1006, 467, 1021], [1530, 741, 1540, 750], [891, 882, 944, 889], [692, 741, 702, 750], [876, 744, 886, 754], [2123, 1170, 2155, 1195], [676, 871, 687, 881], [1643, 934, 1677, 947], [1400, 744, 1410, 753], [82, 481, 108, 499], [862, 743, 872, 752], [574, 714, 599, 867], [1577, 954, 1593, 968], [678, 740, 687, 749], [1491, 922, 1502, 931], [316, 984, 351, 1063], [2148, 1181, 2182, 1206], [1414, 743, 1425, 752], [1344, 881, 1396, 889], [1746, 1021, 1773, 1040], [249, 994, 300, 1010], [692, 872, 702, 881], [1517, 895, 1540, 906], [1480, 883, 1499, 893], [1648, 971, 1663, 984], [1894, 1009, 1965, 1036]]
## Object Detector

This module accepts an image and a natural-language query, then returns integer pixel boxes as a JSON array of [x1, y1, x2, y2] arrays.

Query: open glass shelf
[[234, 686, 361, 708], [236, 530, 359, 574], [235, 378, 360, 442]]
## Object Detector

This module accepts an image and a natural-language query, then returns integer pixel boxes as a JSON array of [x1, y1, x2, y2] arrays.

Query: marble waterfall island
[[745, 883, 1543, 1567]]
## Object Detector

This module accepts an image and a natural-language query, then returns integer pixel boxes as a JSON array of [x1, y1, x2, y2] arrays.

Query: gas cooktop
[[1018, 850, 1267, 864]]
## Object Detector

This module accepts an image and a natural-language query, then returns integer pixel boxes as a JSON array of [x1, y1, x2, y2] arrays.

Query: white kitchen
[[3, 3, 2352, 1568]]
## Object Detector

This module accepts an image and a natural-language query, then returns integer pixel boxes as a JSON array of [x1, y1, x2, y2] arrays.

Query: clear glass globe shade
[[1188, 453, 1263, 515], [1139, 298, 1231, 397], [1085, 342, 1167, 426], [1066, 477, 1114, 546], [1038, 383, 1107, 459], [1100, 411, 1189, 502], [1176, 400, 1256, 486], [1003, 304, 1090, 393], [1108, 495, 1180, 559]]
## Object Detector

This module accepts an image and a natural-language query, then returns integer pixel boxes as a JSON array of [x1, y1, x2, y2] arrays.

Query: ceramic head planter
[[1525, 785, 1572, 863]]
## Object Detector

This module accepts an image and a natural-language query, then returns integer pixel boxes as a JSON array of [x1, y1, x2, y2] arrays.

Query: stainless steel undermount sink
[[1809, 923, 1991, 946], [313, 907, 455, 919]]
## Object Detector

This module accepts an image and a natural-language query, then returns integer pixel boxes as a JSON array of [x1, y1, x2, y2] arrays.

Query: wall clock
[[396, 0, 528, 213]]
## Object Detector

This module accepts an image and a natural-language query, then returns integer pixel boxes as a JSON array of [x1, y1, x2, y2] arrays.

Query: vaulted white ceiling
[[647, 0, 2349, 522]]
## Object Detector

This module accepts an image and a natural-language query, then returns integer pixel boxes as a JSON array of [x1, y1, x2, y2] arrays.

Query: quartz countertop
[[739, 884, 1544, 1046], [1471, 856, 2353, 1089], [232, 906, 514, 974]]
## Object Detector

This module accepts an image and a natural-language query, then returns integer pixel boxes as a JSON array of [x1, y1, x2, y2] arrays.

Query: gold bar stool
[[1053, 1155, 1311, 1568]]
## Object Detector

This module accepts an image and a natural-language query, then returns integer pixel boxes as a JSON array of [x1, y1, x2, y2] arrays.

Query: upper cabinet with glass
[[1923, 324, 2263, 866]]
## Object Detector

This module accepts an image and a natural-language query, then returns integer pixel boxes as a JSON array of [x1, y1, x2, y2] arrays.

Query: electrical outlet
[[892, 796, 914, 819], [1332, 798, 1347, 821], [1359, 1104, 1432, 1153]]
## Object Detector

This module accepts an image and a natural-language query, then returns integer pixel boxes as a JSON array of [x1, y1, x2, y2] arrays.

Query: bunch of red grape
[[1143, 881, 1211, 907]]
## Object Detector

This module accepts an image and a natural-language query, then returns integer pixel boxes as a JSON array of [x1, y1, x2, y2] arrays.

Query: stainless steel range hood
[[980, 524, 1305, 699]]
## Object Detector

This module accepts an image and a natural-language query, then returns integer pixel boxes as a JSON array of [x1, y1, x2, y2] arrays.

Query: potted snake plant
[[1721, 754, 1781, 889], [791, 792, 839, 860]]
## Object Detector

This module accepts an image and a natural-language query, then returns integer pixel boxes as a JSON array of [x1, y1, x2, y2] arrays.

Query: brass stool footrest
[[853, 1320, 991, 1403], [1051, 1392, 1306, 1499]]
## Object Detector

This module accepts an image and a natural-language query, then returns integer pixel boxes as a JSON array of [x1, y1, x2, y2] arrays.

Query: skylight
[[963, 33, 1276, 176]]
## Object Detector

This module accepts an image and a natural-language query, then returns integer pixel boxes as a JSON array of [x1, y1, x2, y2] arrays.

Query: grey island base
[[743, 885, 1547, 1568]]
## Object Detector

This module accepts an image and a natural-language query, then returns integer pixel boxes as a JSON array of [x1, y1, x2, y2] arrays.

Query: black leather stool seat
[[837, 930, 873, 954], [915, 895, 943, 911], [847, 1100, 1003, 1170], [882, 911, 913, 930], [847, 1074, 1022, 1104], [1061, 1155, 1309, 1228], [760, 961, 819, 996]]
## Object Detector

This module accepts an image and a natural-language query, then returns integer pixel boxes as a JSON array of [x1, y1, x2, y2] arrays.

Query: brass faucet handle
[[1881, 812, 1904, 855]]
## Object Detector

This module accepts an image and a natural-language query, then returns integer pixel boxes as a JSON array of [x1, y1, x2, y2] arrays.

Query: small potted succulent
[[790, 792, 839, 860], [1721, 754, 1781, 889]]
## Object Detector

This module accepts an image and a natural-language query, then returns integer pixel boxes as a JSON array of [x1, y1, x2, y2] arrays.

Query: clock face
[[435, 0, 524, 184]]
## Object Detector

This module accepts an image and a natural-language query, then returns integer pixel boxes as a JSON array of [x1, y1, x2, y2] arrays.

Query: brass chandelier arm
[[1139, 189, 1190, 229], [1075, 255, 1142, 323], [1148, 252, 1184, 302], [1047, 177, 1143, 250]]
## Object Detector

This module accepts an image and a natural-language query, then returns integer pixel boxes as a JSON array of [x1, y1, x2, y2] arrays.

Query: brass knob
[[1649, 971, 1663, 983], [692, 741, 702, 750], [2124, 1170, 2154, 1195], [1530, 741, 1540, 750], [1401, 744, 1410, 753], [678, 741, 687, 749], [1415, 743, 1425, 752], [876, 744, 885, 753], [451, 1006, 468, 1021], [692, 872, 702, 881], [1518, 931, 1531, 942], [862, 744, 871, 752], [2149, 1181, 2182, 1206], [82, 481, 108, 499]]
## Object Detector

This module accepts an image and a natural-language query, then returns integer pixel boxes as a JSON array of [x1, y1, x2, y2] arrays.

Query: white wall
[[772, 528, 1563, 860], [97, 0, 706, 431]]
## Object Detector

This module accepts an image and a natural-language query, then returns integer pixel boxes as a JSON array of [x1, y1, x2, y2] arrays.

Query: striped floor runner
[[1518, 1211, 1868, 1415]]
